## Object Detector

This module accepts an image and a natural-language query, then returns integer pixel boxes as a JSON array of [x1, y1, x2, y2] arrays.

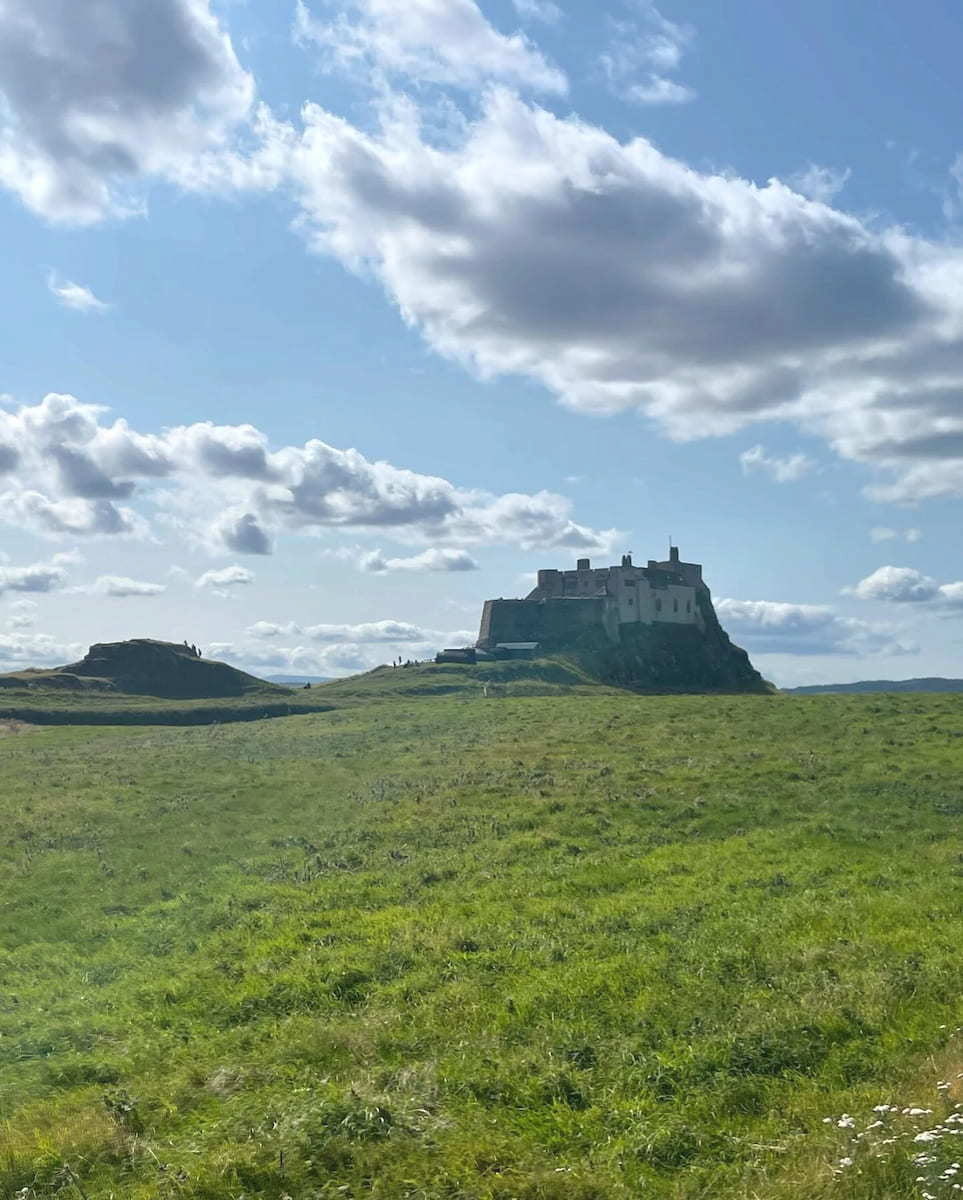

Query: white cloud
[[195, 565, 255, 590], [246, 618, 470, 644], [870, 526, 922, 543], [848, 565, 963, 607], [512, 0, 562, 25], [47, 273, 109, 313], [294, 0, 566, 93], [90, 576, 167, 597], [0, 0, 254, 224], [739, 444, 815, 483], [599, 4, 695, 106], [788, 164, 851, 204], [0, 632, 82, 669], [0, 555, 71, 595], [280, 87, 963, 503], [849, 566, 937, 603], [360, 546, 479, 573], [6, 599, 38, 630], [220, 618, 476, 677], [717, 597, 915, 657], [0, 394, 612, 557]]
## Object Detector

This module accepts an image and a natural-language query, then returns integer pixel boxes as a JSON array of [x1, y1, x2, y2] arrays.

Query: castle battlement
[[476, 547, 708, 652]]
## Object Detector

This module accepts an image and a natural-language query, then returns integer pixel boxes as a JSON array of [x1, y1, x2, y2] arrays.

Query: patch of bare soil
[[0, 719, 36, 736]]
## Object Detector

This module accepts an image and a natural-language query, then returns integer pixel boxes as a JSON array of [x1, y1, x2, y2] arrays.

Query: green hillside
[[3, 691, 963, 1198], [0, 640, 334, 724]]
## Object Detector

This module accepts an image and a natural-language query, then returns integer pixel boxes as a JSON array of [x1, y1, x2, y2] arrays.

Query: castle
[[473, 546, 709, 654]]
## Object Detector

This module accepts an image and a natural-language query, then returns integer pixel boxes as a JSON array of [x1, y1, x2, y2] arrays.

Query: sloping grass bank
[[2, 692, 963, 1198], [0, 687, 333, 725]]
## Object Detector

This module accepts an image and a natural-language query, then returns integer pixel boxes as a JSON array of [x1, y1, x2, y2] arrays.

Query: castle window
[[655, 598, 662, 612], [686, 600, 691, 613], [673, 598, 678, 613], [627, 596, 634, 605]]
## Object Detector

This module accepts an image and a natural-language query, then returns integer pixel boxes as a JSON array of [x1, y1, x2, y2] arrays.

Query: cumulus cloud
[[360, 546, 479, 572], [89, 575, 167, 597], [716, 597, 915, 657], [0, 554, 71, 595], [848, 565, 963, 607], [277, 86, 963, 503], [599, 4, 694, 106], [0, 394, 612, 556], [0, 0, 255, 224], [294, 0, 566, 93], [0, 632, 82, 669], [739, 444, 816, 483], [195, 565, 254, 590], [216, 511, 273, 555], [47, 273, 109, 313], [221, 618, 476, 677]]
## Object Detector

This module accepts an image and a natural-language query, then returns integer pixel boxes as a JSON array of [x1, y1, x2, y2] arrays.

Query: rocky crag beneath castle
[[475, 547, 768, 693]]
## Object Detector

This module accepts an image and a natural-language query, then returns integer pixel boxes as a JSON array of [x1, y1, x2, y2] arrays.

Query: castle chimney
[[621, 553, 632, 568], [577, 558, 590, 571], [669, 546, 679, 564]]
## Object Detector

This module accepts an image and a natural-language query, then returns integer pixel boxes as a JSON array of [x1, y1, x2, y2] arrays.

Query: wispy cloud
[[90, 575, 166, 597], [788, 163, 852, 204], [359, 547, 479, 573], [512, 0, 563, 25], [870, 526, 922, 544], [599, 3, 695, 106], [294, 0, 566, 93], [47, 273, 109, 314], [739, 445, 815, 484]]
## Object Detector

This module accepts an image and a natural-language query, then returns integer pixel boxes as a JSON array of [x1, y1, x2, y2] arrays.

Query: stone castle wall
[[478, 596, 620, 649], [477, 550, 710, 650]]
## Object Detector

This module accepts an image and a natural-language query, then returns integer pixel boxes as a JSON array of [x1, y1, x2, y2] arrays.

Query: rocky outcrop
[[578, 621, 770, 693]]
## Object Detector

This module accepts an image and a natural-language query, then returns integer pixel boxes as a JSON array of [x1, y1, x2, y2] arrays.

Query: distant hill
[[0, 639, 287, 700], [786, 677, 963, 695], [266, 674, 333, 686]]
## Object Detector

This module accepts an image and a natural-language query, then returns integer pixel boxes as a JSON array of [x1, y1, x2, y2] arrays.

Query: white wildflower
[[837, 1114, 856, 1128]]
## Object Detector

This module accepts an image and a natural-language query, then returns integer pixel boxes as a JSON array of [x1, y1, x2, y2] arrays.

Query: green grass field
[[4, 691, 963, 1198]]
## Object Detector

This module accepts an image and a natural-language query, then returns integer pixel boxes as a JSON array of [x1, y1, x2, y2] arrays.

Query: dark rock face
[[481, 582, 770, 694], [59, 639, 279, 699], [585, 621, 769, 693]]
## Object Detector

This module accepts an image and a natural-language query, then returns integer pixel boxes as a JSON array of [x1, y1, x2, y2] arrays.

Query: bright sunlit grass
[[3, 690, 963, 1197]]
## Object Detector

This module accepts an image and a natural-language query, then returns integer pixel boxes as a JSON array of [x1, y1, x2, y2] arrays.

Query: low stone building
[[477, 547, 707, 652]]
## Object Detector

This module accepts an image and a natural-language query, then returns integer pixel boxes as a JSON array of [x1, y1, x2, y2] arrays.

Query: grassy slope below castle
[[3, 692, 963, 1198]]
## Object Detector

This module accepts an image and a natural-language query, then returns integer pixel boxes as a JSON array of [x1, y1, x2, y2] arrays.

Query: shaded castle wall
[[478, 597, 619, 649]]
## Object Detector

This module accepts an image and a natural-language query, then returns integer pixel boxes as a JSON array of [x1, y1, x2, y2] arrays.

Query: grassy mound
[[3, 691, 963, 1198], [0, 640, 337, 723], [313, 656, 614, 702]]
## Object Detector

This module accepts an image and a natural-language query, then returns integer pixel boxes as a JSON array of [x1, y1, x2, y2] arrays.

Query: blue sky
[[2, 0, 963, 685]]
